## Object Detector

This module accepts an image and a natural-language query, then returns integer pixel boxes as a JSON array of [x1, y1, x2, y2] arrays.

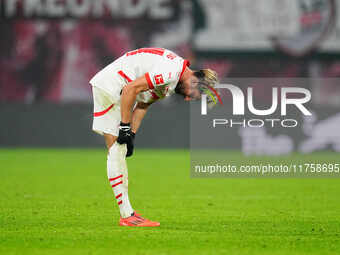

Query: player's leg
[[92, 86, 134, 218], [92, 86, 159, 226], [105, 134, 160, 226], [104, 133, 134, 218]]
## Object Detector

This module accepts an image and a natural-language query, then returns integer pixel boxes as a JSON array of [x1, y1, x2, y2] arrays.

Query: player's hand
[[117, 122, 132, 144], [117, 122, 135, 157], [126, 132, 135, 157]]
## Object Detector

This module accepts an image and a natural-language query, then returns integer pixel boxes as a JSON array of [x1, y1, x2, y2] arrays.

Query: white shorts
[[92, 86, 121, 136]]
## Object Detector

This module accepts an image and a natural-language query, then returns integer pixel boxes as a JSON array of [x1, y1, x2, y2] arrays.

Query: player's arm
[[118, 75, 150, 157], [131, 102, 152, 134], [120, 75, 149, 124]]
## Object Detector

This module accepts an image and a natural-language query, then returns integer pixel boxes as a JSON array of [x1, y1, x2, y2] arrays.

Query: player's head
[[176, 68, 223, 109]]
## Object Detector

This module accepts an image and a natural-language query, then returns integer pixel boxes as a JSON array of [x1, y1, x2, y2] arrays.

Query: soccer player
[[89, 48, 221, 227]]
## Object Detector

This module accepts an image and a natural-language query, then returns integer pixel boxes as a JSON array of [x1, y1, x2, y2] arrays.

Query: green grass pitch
[[1, 149, 340, 255]]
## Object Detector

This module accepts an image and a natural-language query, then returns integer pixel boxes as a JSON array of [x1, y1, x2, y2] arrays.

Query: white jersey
[[89, 48, 190, 104]]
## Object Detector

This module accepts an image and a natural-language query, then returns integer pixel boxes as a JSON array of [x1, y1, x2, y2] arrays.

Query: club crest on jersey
[[154, 74, 164, 85]]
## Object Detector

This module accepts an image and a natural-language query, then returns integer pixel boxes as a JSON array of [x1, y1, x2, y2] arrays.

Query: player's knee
[[104, 133, 118, 150]]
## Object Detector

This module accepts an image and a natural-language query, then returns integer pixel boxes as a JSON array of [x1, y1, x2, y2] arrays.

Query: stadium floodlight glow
[[201, 84, 312, 116]]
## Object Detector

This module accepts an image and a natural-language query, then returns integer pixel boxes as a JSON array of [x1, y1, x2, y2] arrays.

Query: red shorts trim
[[118, 71, 132, 83], [94, 104, 114, 117]]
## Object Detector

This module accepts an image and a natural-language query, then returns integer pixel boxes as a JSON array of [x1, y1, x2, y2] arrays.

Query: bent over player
[[89, 48, 221, 227]]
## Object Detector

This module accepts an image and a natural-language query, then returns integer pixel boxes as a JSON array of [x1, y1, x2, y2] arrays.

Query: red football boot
[[119, 212, 160, 227]]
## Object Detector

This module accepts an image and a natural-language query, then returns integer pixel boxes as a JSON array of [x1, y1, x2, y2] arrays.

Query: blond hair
[[200, 69, 219, 86], [194, 68, 222, 108]]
